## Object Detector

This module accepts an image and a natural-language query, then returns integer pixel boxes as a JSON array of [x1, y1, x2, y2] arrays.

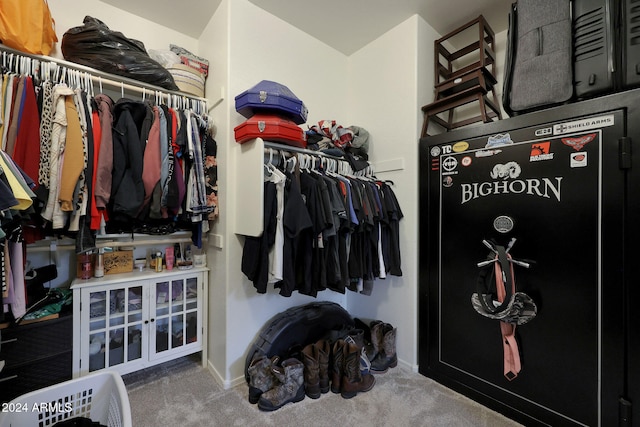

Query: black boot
[[354, 318, 377, 361]]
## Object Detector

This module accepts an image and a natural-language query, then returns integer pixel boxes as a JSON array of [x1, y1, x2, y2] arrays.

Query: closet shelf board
[[0, 44, 210, 108]]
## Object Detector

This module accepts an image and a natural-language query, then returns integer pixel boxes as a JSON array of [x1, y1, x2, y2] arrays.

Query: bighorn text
[[460, 177, 563, 204]]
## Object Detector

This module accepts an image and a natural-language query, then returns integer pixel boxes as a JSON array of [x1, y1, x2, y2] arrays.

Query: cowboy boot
[[369, 320, 384, 362], [257, 358, 305, 411], [345, 328, 365, 349], [330, 339, 345, 393], [247, 355, 280, 404], [302, 343, 321, 399], [315, 339, 331, 394], [344, 328, 371, 375], [371, 323, 398, 374], [341, 341, 375, 399], [354, 318, 376, 361]]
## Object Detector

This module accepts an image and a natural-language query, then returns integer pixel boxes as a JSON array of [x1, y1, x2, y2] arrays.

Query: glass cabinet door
[[79, 271, 203, 376], [87, 284, 144, 373], [151, 275, 199, 359], [185, 277, 199, 344]]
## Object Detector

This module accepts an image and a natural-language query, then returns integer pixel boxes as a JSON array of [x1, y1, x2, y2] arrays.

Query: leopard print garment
[[38, 80, 54, 188]]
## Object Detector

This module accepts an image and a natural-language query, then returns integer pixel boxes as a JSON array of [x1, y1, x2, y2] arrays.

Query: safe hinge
[[619, 397, 632, 426], [619, 137, 632, 169]]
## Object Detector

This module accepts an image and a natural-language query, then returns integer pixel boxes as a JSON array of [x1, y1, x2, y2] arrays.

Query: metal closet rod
[[263, 140, 376, 177], [0, 44, 208, 105], [263, 141, 345, 160]]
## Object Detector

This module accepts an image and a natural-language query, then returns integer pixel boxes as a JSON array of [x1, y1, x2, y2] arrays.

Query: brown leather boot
[[302, 343, 321, 399], [341, 341, 375, 399], [346, 328, 365, 348], [371, 323, 398, 374], [315, 339, 331, 394], [330, 339, 345, 393], [345, 328, 371, 375], [369, 320, 384, 362]]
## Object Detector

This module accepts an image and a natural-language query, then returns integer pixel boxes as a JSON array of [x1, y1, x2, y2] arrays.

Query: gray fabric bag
[[503, 0, 573, 115]]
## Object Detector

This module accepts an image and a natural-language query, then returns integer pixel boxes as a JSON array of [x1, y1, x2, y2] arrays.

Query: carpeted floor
[[124, 355, 523, 427]]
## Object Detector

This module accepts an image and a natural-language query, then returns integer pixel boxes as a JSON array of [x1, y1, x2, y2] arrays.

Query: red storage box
[[234, 114, 307, 148]]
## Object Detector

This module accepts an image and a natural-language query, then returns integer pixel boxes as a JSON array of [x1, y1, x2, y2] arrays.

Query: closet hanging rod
[[0, 44, 208, 104], [263, 140, 375, 177], [263, 141, 344, 160]]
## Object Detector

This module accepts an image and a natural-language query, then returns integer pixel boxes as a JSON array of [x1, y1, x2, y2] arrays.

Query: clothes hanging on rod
[[241, 147, 403, 297], [0, 47, 219, 321], [0, 152, 31, 323]]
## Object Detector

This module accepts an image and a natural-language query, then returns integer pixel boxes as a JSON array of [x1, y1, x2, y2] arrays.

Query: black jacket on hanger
[[109, 99, 151, 226]]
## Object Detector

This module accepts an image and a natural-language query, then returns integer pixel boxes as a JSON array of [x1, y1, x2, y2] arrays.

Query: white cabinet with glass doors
[[71, 268, 208, 377]]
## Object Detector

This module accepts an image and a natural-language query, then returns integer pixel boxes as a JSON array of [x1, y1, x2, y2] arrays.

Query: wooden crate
[[103, 250, 134, 275]]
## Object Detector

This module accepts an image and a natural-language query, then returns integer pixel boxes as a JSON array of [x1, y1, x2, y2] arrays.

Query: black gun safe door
[[419, 98, 633, 427]]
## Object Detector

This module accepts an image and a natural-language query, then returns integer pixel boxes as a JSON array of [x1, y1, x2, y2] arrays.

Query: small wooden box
[[103, 250, 134, 275]]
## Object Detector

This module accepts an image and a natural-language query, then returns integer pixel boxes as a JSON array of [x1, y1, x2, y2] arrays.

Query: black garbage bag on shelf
[[61, 16, 179, 91]]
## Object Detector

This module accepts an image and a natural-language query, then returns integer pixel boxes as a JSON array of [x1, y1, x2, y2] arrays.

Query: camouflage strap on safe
[[471, 242, 537, 380]]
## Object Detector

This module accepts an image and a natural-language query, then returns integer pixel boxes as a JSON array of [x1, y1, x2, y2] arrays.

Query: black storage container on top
[[572, 0, 640, 98]]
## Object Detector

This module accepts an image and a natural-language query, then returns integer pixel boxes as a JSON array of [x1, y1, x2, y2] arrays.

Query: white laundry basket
[[0, 371, 132, 427]]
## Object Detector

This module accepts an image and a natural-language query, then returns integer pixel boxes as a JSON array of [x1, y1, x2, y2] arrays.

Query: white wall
[[344, 15, 440, 371], [199, 0, 354, 386], [202, 8, 446, 381], [494, 29, 508, 118], [197, 0, 231, 385]]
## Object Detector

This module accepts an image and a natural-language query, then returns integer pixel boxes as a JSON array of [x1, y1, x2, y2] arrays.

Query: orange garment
[[58, 96, 84, 211]]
